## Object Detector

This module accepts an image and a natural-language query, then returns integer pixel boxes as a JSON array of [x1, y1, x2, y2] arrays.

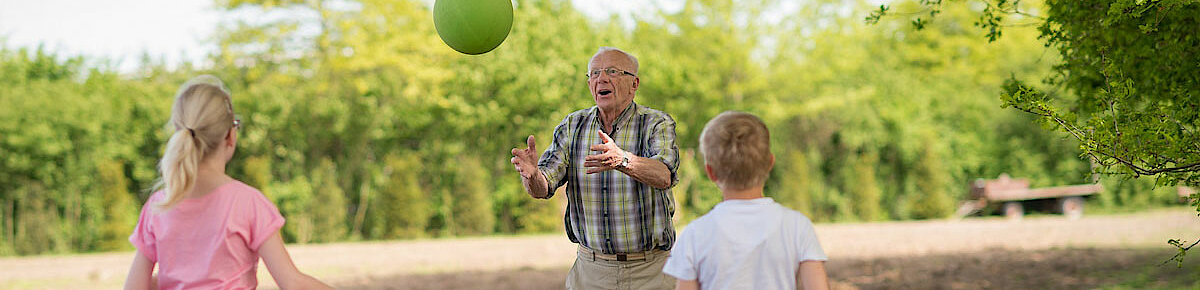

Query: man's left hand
[[585, 130, 627, 174]]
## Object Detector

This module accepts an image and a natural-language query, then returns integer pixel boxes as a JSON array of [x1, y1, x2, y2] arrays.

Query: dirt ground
[[2, 208, 1198, 289], [338, 248, 1198, 290]]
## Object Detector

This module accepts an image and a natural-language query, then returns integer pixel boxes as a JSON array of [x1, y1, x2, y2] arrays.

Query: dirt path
[[2, 208, 1197, 289]]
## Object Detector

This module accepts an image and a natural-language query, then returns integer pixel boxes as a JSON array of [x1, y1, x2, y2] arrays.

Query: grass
[[1101, 249, 1200, 290]]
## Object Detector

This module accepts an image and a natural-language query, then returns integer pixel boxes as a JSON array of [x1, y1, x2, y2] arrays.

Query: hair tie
[[188, 128, 196, 138]]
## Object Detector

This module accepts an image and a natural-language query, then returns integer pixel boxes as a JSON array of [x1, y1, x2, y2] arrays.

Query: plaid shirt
[[537, 102, 680, 254]]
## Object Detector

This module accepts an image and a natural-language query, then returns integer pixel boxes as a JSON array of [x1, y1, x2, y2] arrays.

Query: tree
[[848, 152, 885, 221], [368, 153, 430, 239], [449, 157, 495, 236], [773, 149, 822, 220], [96, 160, 137, 251], [910, 139, 955, 219], [869, 0, 1200, 263], [271, 176, 315, 243], [5, 0, 1182, 257], [310, 158, 349, 242]]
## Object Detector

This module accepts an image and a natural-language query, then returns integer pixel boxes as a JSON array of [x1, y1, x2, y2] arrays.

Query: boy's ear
[[704, 164, 717, 183], [769, 154, 775, 171]]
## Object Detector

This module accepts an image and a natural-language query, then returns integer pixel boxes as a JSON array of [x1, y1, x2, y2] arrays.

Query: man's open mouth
[[598, 89, 613, 96]]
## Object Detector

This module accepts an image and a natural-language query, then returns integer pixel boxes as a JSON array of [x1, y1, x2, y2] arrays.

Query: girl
[[124, 75, 331, 290]]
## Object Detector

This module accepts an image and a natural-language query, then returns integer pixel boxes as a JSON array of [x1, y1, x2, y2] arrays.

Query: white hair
[[590, 46, 639, 73]]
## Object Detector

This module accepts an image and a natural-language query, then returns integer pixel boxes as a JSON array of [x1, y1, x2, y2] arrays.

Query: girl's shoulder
[[220, 180, 262, 195], [215, 180, 274, 205], [216, 181, 282, 219]]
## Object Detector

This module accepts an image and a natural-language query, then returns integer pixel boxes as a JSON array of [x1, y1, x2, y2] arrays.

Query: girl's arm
[[123, 249, 157, 290], [797, 260, 830, 290], [676, 279, 700, 290], [259, 232, 332, 290]]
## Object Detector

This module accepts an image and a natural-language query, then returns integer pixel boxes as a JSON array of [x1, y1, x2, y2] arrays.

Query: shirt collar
[[715, 197, 775, 208], [591, 101, 639, 129]]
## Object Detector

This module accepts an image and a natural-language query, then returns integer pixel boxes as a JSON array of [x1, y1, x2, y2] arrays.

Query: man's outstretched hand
[[511, 135, 551, 198], [511, 135, 538, 179]]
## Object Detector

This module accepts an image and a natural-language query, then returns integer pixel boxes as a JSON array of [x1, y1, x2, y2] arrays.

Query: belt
[[578, 245, 650, 261]]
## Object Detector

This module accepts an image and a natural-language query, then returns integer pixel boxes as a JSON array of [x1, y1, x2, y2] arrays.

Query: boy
[[662, 111, 829, 290]]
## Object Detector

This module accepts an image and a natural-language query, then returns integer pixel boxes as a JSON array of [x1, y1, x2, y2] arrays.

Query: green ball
[[433, 0, 513, 55]]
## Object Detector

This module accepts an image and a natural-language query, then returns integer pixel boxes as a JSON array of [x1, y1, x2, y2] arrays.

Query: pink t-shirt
[[129, 180, 285, 290]]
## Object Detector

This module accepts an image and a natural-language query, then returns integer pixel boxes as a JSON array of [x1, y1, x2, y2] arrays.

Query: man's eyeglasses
[[233, 117, 242, 131], [587, 68, 636, 79]]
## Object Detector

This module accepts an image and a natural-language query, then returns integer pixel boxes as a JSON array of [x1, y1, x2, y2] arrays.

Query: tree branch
[[1162, 238, 1200, 267], [983, 0, 1049, 21], [1009, 103, 1200, 176]]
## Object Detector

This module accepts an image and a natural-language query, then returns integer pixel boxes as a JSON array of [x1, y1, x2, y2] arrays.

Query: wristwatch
[[616, 151, 631, 169]]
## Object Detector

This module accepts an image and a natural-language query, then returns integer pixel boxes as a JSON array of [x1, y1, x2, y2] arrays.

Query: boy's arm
[[123, 249, 157, 290], [259, 232, 333, 290], [797, 260, 830, 290], [676, 279, 700, 290]]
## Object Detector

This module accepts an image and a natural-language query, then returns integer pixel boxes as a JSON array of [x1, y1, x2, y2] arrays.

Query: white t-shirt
[[662, 197, 826, 290]]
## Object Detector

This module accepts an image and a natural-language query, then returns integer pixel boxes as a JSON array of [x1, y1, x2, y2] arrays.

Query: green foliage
[[309, 158, 348, 242], [773, 150, 819, 220], [490, 176, 562, 234], [241, 155, 273, 190], [9, 186, 66, 255], [1, 46, 175, 255], [366, 153, 429, 239], [270, 176, 315, 243], [875, 0, 1200, 187], [1013, 0, 1199, 187], [448, 157, 495, 236], [3, 0, 1191, 256], [96, 160, 136, 251], [675, 149, 722, 224], [911, 140, 955, 219], [847, 153, 884, 221], [874, 0, 1200, 261]]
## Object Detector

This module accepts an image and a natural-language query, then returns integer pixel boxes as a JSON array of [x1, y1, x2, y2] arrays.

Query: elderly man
[[511, 47, 679, 290]]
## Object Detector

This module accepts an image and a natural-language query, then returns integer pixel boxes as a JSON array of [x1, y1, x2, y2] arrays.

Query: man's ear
[[632, 76, 639, 92]]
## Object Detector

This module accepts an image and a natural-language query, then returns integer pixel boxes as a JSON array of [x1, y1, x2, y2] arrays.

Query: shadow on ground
[[337, 247, 1200, 290]]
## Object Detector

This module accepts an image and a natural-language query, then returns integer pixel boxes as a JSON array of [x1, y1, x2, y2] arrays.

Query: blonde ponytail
[[154, 75, 235, 210]]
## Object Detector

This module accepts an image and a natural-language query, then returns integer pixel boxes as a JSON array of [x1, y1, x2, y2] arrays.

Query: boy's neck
[[721, 186, 765, 201]]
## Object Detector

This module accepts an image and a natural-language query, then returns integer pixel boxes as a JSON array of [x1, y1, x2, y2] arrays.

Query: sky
[[0, 0, 668, 73], [0, 0, 221, 72]]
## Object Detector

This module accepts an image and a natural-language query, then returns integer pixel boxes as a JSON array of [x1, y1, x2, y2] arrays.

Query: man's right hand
[[511, 135, 549, 198], [510, 135, 538, 179]]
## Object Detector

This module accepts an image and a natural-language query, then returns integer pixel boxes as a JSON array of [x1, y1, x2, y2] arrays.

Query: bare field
[[2, 208, 1197, 289], [337, 248, 1199, 290]]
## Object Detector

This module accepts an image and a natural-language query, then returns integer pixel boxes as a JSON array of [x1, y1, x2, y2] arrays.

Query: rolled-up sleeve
[[128, 197, 159, 262], [537, 115, 573, 199], [646, 114, 680, 188]]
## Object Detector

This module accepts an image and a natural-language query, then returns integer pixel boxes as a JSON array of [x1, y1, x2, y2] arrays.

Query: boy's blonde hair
[[699, 111, 771, 191], [154, 75, 236, 210]]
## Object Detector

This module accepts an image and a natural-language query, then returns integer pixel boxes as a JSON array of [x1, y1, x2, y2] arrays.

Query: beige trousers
[[566, 248, 674, 290]]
